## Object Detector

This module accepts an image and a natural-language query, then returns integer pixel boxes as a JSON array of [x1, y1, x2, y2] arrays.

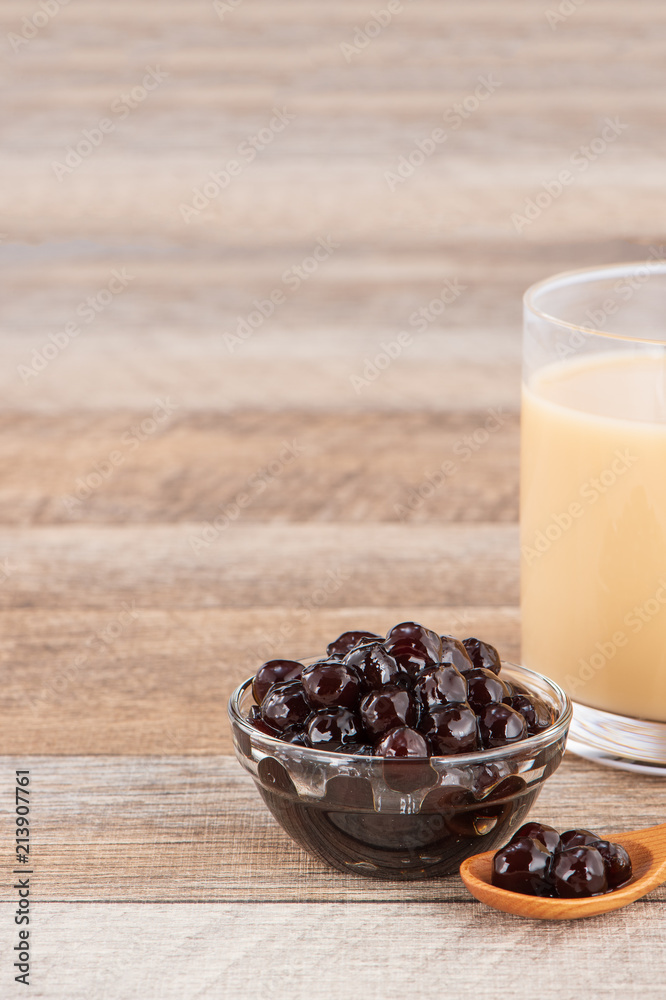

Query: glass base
[[567, 701, 666, 775]]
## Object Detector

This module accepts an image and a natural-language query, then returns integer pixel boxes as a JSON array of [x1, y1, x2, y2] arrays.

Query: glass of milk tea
[[522, 262, 666, 772]]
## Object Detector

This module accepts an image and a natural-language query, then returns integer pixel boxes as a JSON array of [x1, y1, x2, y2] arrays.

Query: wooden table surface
[[2, 2, 665, 997]]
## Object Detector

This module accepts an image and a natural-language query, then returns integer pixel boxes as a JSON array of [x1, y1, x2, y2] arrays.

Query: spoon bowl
[[460, 823, 666, 920]]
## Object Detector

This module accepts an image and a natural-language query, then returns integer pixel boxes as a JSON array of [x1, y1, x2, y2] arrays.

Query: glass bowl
[[228, 662, 571, 880]]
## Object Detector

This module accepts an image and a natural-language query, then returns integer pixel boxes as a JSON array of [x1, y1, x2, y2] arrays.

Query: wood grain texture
[[0, 606, 519, 754], [0, 521, 519, 754], [3, 754, 665, 904], [2, 0, 665, 993], [3, 898, 666, 1000], [1, 0, 665, 246], [0, 240, 653, 414], [0, 523, 519, 609], [0, 411, 519, 523]]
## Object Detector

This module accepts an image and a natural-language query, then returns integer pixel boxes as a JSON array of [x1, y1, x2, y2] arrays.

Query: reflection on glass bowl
[[228, 663, 571, 880]]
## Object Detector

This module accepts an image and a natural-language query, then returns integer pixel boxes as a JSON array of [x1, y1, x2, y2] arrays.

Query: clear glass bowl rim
[[228, 661, 573, 769], [524, 260, 666, 347]]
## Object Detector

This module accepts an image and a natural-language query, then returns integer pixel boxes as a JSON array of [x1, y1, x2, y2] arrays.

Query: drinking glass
[[522, 261, 666, 772]]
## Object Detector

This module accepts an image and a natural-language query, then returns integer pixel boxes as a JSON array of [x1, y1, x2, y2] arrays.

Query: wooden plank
[[2, 346, 523, 414], [0, 523, 519, 608], [1, 0, 663, 248], [0, 241, 645, 338], [0, 238, 653, 412], [7, 44, 666, 85], [2, 0, 666, 27], [0, 411, 519, 524], [4, 86, 666, 120], [1, 167, 661, 246], [2, 754, 664, 904], [0, 239, 646, 294], [0, 606, 519, 754], [2, 897, 666, 1000]]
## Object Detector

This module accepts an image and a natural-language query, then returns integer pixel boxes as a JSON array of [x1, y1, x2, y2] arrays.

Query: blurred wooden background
[[0, 1, 664, 997]]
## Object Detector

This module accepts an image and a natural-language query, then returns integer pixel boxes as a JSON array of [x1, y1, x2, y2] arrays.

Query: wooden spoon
[[459, 823, 666, 920]]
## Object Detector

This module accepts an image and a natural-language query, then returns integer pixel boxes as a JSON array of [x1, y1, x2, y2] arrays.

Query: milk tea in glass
[[521, 263, 666, 771]]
